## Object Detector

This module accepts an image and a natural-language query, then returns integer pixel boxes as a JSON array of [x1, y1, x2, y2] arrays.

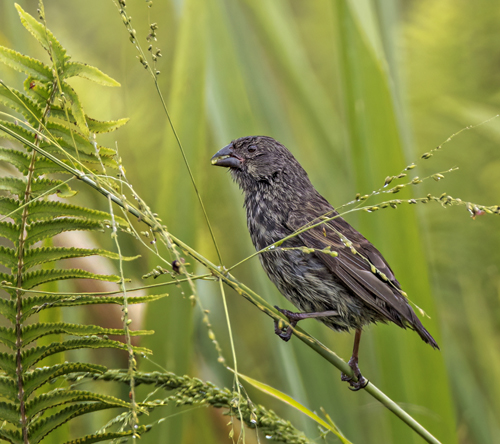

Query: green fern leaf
[[21, 268, 123, 290], [0, 325, 16, 348], [0, 177, 76, 199], [23, 246, 139, 270], [0, 120, 35, 146], [0, 178, 26, 199], [45, 122, 116, 157], [0, 272, 15, 292], [25, 219, 105, 247], [0, 46, 52, 81], [0, 296, 16, 323], [0, 293, 166, 324], [15, 4, 69, 69], [0, 197, 22, 222], [21, 322, 153, 345], [0, 350, 17, 376], [22, 337, 151, 369], [0, 178, 28, 199], [23, 363, 107, 398], [32, 178, 76, 198], [61, 62, 120, 87], [0, 400, 21, 425], [26, 200, 127, 225], [0, 427, 22, 444], [0, 245, 16, 270], [0, 177, 28, 198], [39, 139, 118, 168], [49, 110, 129, 134], [0, 375, 17, 401], [0, 83, 43, 126], [85, 116, 129, 134], [26, 389, 130, 418], [23, 76, 51, 104], [0, 221, 19, 245], [29, 402, 127, 444], [59, 81, 88, 136], [20, 293, 168, 321], [62, 426, 151, 444], [0, 148, 68, 177]]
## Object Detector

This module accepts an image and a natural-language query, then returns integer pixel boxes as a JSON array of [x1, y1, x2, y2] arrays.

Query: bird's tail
[[411, 316, 440, 350]]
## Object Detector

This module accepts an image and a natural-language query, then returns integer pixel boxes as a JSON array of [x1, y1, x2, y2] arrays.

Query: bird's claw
[[274, 321, 293, 341], [341, 373, 368, 391], [340, 358, 368, 391], [274, 305, 297, 341]]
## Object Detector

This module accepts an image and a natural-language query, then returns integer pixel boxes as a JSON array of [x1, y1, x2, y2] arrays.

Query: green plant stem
[[0, 124, 441, 444]]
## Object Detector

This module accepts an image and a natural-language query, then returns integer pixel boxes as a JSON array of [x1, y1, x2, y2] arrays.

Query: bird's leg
[[341, 328, 368, 391], [273, 305, 338, 341]]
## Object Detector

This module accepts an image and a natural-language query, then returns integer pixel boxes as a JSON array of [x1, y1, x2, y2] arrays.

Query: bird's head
[[211, 136, 307, 191]]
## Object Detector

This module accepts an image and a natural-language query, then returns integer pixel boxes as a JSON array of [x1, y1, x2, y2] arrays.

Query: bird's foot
[[273, 306, 299, 342], [341, 357, 368, 391]]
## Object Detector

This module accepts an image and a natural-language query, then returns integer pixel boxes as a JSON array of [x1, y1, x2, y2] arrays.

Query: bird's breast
[[245, 194, 293, 251]]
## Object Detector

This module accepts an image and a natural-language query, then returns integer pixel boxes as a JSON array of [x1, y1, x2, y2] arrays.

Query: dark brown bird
[[211, 135, 438, 390]]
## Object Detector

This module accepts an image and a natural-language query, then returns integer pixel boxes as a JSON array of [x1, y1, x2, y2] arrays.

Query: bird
[[211, 135, 439, 390]]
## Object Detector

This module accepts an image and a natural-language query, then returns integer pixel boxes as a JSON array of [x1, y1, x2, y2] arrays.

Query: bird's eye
[[248, 146, 257, 153]]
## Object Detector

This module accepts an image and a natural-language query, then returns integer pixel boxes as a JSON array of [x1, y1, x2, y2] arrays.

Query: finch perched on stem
[[211, 135, 438, 390]]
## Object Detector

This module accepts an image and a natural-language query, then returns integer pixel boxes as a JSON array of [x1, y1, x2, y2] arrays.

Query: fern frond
[[0, 197, 22, 222], [21, 268, 123, 290], [0, 427, 22, 444], [0, 46, 52, 81], [0, 350, 17, 376], [39, 139, 118, 167], [0, 148, 67, 177], [19, 293, 167, 321], [28, 402, 127, 444], [0, 221, 20, 245], [32, 178, 76, 198], [23, 363, 107, 398], [0, 83, 43, 126], [21, 322, 153, 345], [0, 325, 16, 348], [0, 178, 30, 198], [25, 219, 105, 247], [62, 426, 151, 444], [26, 389, 130, 418], [0, 293, 165, 324], [0, 177, 76, 199], [0, 375, 17, 400], [23, 76, 50, 104], [48, 110, 129, 134], [0, 296, 16, 323], [0, 5, 150, 443], [26, 200, 127, 225], [15, 4, 69, 69], [45, 122, 115, 157], [61, 62, 120, 87], [0, 400, 21, 425], [0, 245, 16, 270], [0, 272, 14, 287], [22, 338, 151, 369], [59, 82, 88, 136], [23, 246, 139, 270], [0, 120, 35, 146]]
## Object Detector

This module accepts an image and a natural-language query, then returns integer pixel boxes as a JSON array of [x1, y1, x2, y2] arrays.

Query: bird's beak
[[211, 144, 243, 169]]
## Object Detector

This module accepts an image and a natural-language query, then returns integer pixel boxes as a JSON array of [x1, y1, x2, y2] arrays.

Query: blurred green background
[[1, 0, 499, 443]]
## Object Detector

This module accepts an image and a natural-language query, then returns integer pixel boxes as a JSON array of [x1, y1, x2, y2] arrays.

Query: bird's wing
[[286, 210, 417, 328]]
